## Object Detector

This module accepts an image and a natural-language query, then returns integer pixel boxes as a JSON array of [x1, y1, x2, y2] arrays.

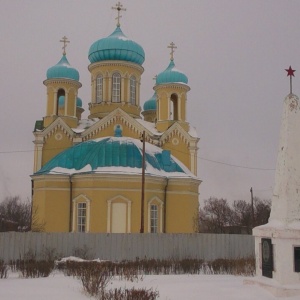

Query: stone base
[[244, 276, 300, 298]]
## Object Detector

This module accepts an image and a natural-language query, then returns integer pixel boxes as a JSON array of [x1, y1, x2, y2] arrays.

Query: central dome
[[88, 26, 145, 65], [35, 137, 195, 177]]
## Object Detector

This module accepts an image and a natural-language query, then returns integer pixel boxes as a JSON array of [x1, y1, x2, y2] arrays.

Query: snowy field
[[0, 272, 299, 300]]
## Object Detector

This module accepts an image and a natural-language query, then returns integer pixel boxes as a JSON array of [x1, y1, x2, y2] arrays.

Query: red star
[[285, 66, 296, 77]]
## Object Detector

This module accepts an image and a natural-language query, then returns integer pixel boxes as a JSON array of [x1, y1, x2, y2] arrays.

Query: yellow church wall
[[89, 103, 141, 119], [163, 138, 191, 171], [165, 179, 199, 233], [84, 119, 141, 141], [32, 176, 71, 232], [42, 129, 73, 167], [66, 89, 76, 117], [31, 174, 199, 233]]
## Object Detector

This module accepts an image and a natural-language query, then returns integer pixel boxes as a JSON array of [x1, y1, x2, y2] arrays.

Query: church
[[31, 3, 201, 233]]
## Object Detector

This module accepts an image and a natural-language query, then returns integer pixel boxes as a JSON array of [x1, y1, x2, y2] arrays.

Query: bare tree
[[0, 196, 31, 231], [198, 198, 233, 233], [196, 197, 271, 234]]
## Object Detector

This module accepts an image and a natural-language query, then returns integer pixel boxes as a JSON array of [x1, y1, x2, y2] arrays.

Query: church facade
[[31, 4, 201, 233]]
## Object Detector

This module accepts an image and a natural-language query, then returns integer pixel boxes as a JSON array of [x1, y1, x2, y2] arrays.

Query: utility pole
[[250, 187, 254, 229], [140, 131, 146, 233]]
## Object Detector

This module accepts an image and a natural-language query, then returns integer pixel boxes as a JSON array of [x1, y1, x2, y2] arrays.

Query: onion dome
[[88, 26, 145, 65], [58, 96, 82, 107], [156, 60, 188, 85], [58, 96, 65, 107], [143, 93, 157, 111], [76, 97, 83, 107], [35, 137, 196, 177], [46, 54, 80, 81]]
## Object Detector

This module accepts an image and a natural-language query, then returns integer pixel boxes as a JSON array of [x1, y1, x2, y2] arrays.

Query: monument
[[250, 67, 300, 297]]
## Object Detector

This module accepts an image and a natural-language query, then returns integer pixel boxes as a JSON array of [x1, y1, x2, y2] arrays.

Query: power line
[[0, 145, 276, 172]]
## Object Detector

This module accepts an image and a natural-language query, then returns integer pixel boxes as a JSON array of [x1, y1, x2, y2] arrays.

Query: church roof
[[35, 136, 196, 178], [88, 26, 145, 65], [156, 60, 188, 85], [46, 54, 80, 81]]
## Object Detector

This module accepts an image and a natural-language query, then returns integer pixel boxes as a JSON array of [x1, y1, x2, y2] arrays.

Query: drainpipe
[[163, 177, 169, 233], [140, 131, 146, 233], [30, 179, 34, 231], [69, 174, 73, 232]]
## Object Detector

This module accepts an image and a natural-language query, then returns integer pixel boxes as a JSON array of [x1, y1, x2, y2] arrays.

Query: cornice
[[88, 60, 144, 73], [43, 78, 82, 88]]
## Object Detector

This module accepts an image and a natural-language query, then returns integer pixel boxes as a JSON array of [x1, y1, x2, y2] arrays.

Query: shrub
[[0, 260, 8, 279], [103, 287, 159, 300], [12, 258, 55, 278]]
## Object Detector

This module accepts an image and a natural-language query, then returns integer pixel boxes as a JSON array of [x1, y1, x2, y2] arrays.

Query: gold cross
[[112, 2, 126, 27], [60, 36, 70, 55], [168, 42, 177, 61]]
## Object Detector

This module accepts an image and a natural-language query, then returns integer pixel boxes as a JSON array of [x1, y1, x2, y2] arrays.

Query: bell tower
[[43, 36, 82, 128], [155, 43, 190, 132]]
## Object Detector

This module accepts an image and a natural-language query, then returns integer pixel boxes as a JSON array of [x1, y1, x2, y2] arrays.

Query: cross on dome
[[168, 42, 177, 61], [60, 36, 70, 55], [112, 2, 126, 27]]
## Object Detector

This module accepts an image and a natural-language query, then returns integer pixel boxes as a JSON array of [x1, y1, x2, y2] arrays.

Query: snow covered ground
[[0, 272, 299, 300]]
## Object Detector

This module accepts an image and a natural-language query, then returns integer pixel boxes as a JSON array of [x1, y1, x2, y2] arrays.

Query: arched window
[[96, 75, 103, 103], [150, 204, 158, 233], [72, 195, 91, 233], [77, 202, 86, 232], [130, 76, 136, 105], [56, 88, 65, 115], [170, 93, 179, 120], [148, 197, 163, 233], [112, 73, 121, 103]]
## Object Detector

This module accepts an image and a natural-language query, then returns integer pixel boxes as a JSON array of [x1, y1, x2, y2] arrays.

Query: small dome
[[143, 93, 157, 111], [156, 60, 188, 85], [35, 137, 195, 177], [88, 26, 145, 65], [76, 97, 83, 107], [58, 96, 65, 107], [47, 54, 79, 81]]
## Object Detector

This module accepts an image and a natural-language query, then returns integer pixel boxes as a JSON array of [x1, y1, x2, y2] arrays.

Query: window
[[295, 247, 300, 272], [150, 204, 158, 233], [96, 75, 103, 103], [77, 202, 86, 232], [130, 76, 136, 105], [112, 73, 121, 102]]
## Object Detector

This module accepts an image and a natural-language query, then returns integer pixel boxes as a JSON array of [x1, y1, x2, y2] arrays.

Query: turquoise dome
[[58, 96, 82, 107], [35, 137, 187, 175], [76, 97, 83, 107], [88, 26, 145, 65], [143, 93, 157, 111], [156, 60, 188, 85], [47, 54, 79, 81]]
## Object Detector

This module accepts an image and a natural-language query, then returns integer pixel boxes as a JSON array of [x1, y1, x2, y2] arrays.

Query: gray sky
[[1, 0, 300, 204]]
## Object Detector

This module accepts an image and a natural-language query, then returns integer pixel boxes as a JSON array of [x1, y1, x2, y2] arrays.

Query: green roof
[[35, 137, 186, 175]]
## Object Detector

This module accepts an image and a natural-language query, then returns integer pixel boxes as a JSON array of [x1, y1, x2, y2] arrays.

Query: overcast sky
[[1, 0, 300, 204]]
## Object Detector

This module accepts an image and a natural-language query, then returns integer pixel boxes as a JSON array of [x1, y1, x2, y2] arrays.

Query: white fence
[[0, 232, 254, 263]]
